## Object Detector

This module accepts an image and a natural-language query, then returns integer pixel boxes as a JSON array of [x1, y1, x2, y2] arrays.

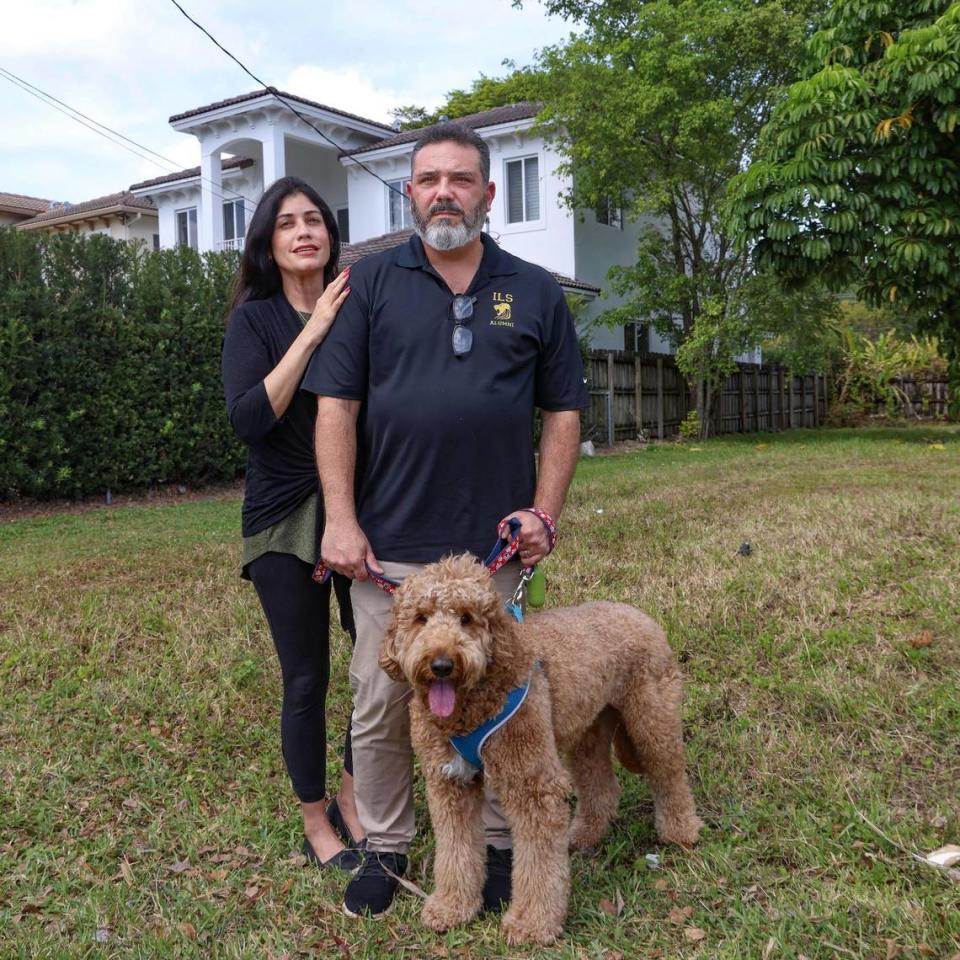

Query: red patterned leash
[[314, 507, 557, 596]]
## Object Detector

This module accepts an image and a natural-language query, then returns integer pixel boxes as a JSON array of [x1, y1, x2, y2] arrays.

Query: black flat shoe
[[327, 797, 365, 850], [302, 835, 362, 873]]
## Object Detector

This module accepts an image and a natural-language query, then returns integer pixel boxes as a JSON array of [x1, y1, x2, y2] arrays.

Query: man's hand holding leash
[[321, 519, 382, 581], [497, 507, 557, 569]]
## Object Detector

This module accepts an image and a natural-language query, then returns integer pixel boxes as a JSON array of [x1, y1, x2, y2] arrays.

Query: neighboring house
[[0, 192, 52, 226], [130, 87, 662, 351], [16, 191, 158, 246]]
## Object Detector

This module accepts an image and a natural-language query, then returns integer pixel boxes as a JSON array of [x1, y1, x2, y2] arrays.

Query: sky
[[0, 0, 577, 204]]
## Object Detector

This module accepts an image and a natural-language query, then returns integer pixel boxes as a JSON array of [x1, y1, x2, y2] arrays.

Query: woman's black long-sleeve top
[[221, 292, 320, 537]]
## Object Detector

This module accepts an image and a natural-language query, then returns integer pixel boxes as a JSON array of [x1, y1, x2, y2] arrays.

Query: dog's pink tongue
[[428, 680, 456, 717]]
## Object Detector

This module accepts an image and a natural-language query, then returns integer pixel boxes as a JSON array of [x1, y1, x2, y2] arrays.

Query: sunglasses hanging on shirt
[[450, 295, 476, 357]]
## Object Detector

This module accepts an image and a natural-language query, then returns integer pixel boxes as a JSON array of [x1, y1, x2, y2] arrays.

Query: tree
[[517, 0, 827, 435], [391, 64, 546, 130], [728, 0, 960, 411]]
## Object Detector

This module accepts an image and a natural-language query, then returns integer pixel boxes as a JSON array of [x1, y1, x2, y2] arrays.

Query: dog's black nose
[[430, 656, 453, 678]]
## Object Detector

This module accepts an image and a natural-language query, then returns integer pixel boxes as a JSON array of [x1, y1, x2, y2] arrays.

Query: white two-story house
[[130, 87, 666, 351]]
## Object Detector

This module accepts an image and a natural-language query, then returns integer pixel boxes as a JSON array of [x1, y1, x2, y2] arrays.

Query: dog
[[378, 554, 702, 946]]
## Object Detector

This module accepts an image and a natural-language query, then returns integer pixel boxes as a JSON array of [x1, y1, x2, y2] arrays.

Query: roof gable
[[170, 87, 395, 132]]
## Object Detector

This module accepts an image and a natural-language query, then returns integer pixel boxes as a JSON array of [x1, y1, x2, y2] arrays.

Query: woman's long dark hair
[[227, 176, 341, 315]]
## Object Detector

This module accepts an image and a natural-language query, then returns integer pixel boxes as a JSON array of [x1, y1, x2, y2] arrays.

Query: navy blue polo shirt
[[301, 233, 587, 563]]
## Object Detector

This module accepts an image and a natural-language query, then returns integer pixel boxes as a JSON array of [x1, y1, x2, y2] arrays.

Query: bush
[[0, 228, 245, 499], [834, 327, 947, 417]]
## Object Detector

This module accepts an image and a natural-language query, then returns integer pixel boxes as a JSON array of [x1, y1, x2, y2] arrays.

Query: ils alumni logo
[[491, 291, 513, 326]]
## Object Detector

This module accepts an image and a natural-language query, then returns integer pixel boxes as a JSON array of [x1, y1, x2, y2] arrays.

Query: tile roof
[[129, 156, 254, 192], [169, 88, 395, 131], [347, 103, 541, 157], [19, 191, 156, 226], [0, 192, 52, 215], [340, 228, 599, 294]]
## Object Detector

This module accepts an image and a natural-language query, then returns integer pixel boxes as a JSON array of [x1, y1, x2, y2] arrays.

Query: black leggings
[[248, 552, 355, 804]]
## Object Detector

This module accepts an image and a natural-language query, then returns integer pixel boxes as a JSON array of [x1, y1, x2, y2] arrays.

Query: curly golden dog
[[378, 554, 702, 946]]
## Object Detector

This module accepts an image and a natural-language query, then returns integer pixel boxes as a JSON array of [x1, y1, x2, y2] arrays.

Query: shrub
[[0, 228, 244, 499]]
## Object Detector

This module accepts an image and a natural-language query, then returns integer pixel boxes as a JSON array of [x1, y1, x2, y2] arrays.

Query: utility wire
[[166, 0, 408, 199], [0, 65, 249, 208]]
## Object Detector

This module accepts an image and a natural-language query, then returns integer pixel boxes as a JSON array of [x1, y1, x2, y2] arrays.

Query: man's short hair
[[410, 122, 491, 183]]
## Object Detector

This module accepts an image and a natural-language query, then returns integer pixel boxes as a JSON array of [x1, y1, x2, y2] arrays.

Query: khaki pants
[[349, 561, 519, 854]]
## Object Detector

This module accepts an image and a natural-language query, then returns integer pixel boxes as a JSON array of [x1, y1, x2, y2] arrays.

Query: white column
[[199, 147, 223, 253], [261, 126, 286, 191]]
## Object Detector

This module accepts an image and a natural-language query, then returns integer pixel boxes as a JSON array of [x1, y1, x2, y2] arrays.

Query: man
[[302, 122, 587, 918]]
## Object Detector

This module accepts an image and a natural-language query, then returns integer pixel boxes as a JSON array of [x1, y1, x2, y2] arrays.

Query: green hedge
[[0, 228, 245, 499]]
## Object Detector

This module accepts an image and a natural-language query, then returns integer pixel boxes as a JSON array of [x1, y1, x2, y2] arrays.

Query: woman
[[221, 176, 364, 870]]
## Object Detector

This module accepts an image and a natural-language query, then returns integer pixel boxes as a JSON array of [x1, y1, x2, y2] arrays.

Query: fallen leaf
[[244, 885, 260, 899], [909, 630, 934, 648], [120, 860, 134, 885], [653, 877, 670, 891], [885, 940, 901, 960], [167, 860, 191, 874], [95, 928, 110, 943], [918, 946, 936, 957], [755, 443, 769, 449], [178, 921, 197, 940], [598, 897, 619, 916], [929, 443, 945, 450], [925, 844, 960, 868], [684, 926, 707, 942], [668, 905, 694, 924]]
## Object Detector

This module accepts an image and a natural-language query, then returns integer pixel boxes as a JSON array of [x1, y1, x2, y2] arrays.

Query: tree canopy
[[522, 0, 831, 432], [729, 0, 960, 406]]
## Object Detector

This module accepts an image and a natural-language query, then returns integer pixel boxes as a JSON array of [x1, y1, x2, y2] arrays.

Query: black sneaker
[[343, 851, 409, 918], [481, 845, 512, 914]]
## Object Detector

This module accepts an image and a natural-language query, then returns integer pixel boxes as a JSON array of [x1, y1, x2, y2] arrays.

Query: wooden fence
[[585, 351, 831, 444], [876, 375, 952, 419]]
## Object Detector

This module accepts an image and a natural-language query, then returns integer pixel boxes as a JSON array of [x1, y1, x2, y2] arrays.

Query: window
[[505, 156, 540, 224], [176, 207, 198, 250], [336, 206, 350, 243], [152, 234, 160, 251], [596, 197, 623, 229], [387, 179, 412, 232], [223, 199, 246, 243]]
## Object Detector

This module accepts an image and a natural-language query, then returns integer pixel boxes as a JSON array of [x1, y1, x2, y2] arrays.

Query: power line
[[166, 0, 408, 199], [0, 65, 248, 208]]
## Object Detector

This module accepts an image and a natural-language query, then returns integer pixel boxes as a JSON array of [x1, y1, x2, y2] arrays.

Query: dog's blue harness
[[449, 666, 535, 771]]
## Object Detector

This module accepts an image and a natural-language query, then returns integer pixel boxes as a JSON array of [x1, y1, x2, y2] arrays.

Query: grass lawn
[[2, 425, 959, 959]]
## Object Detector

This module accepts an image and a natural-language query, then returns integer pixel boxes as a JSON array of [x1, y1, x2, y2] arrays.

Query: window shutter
[[524, 157, 540, 221], [507, 160, 523, 223]]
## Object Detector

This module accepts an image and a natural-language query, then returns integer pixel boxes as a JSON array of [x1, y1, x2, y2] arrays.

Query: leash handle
[[313, 560, 399, 594], [520, 507, 558, 554]]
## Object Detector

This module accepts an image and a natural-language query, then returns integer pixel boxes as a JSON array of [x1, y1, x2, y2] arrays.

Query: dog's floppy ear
[[378, 606, 405, 681]]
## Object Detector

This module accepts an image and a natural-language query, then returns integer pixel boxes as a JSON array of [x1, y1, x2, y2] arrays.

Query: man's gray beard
[[411, 199, 487, 251]]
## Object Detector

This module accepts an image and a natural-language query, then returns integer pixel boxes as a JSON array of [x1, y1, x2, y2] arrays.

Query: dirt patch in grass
[[0, 480, 245, 524]]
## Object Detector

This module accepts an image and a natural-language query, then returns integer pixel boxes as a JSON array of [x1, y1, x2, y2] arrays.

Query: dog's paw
[[421, 893, 480, 932], [568, 818, 605, 853], [656, 812, 704, 849], [500, 907, 562, 946]]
